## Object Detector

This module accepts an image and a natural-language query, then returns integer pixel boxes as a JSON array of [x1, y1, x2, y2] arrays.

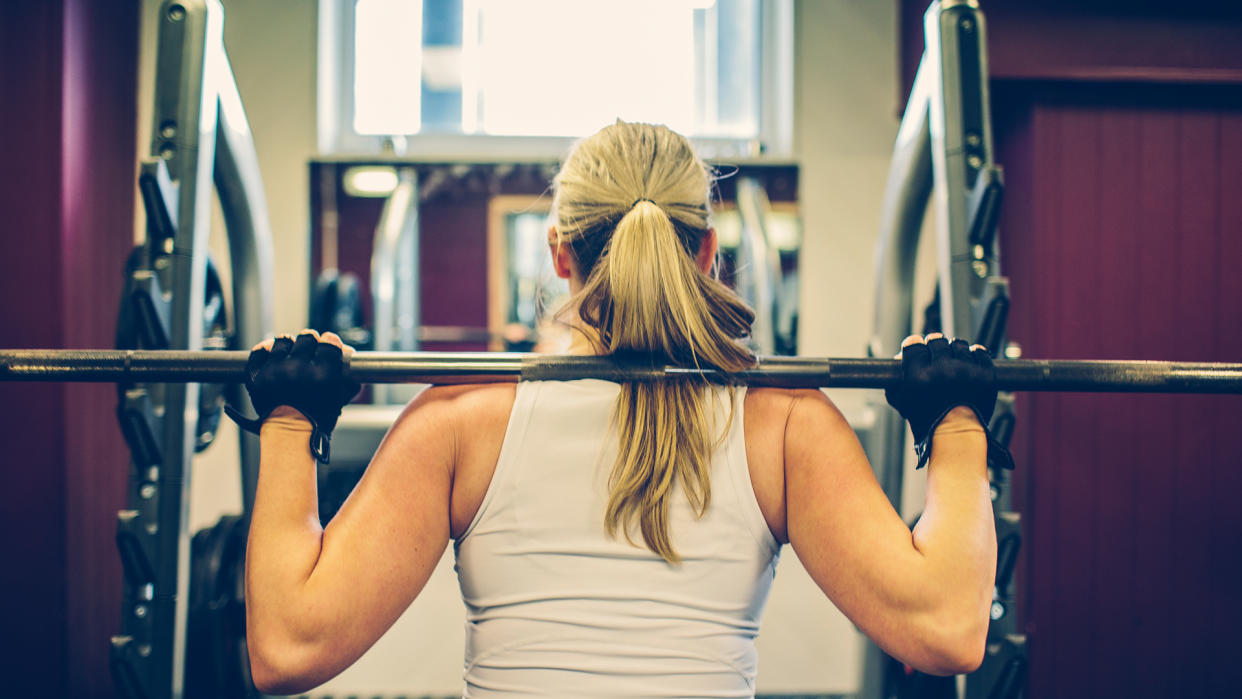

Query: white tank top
[[453, 380, 781, 698]]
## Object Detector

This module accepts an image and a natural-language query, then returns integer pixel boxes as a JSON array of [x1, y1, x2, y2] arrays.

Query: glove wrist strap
[[225, 404, 333, 464], [913, 405, 1014, 472]]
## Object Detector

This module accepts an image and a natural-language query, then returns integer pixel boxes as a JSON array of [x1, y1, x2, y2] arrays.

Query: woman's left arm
[[245, 388, 457, 695]]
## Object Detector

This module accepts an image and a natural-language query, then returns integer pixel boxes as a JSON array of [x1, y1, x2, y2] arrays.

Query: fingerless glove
[[225, 333, 361, 464], [884, 337, 1015, 471]]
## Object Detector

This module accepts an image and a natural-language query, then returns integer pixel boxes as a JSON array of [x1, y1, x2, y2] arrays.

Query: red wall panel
[[0, 1, 138, 695], [996, 86, 1242, 697]]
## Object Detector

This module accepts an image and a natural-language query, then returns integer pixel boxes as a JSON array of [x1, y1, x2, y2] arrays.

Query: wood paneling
[[0, 1, 138, 695], [898, 3, 1242, 693], [899, 1, 1242, 109], [995, 85, 1242, 698], [61, 2, 140, 694]]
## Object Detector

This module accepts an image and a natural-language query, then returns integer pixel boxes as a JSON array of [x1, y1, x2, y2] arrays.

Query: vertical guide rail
[[370, 168, 421, 405], [860, 1, 1018, 698], [734, 177, 784, 355], [111, 2, 222, 698], [927, 0, 994, 340], [214, 51, 276, 518], [153, 1, 219, 694], [863, 58, 934, 509], [858, 49, 935, 699]]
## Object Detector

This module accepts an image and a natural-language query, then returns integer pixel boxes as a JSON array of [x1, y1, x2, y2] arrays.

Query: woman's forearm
[[245, 411, 328, 673], [908, 407, 996, 668]]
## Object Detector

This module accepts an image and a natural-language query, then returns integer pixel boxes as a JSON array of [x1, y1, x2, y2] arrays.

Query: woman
[[236, 122, 1000, 697]]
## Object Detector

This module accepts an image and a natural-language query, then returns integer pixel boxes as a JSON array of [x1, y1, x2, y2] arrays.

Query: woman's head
[[549, 121, 757, 562], [551, 121, 754, 368]]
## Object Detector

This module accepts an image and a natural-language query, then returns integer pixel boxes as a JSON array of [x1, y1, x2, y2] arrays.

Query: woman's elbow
[[910, 611, 988, 676], [918, 637, 986, 676], [248, 635, 326, 695]]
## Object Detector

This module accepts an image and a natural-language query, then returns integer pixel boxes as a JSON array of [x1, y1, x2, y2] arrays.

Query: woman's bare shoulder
[[743, 387, 840, 543], [744, 386, 843, 422], [383, 383, 517, 451], [400, 382, 517, 418], [743, 387, 857, 483]]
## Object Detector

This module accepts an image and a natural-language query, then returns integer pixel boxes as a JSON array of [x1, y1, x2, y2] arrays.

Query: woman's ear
[[696, 228, 719, 274], [548, 226, 573, 280]]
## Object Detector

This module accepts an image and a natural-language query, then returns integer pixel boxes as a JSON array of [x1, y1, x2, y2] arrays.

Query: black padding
[[309, 270, 341, 335], [310, 269, 371, 348], [186, 515, 257, 698]]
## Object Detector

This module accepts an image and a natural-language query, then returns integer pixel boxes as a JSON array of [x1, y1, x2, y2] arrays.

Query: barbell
[[2, 349, 1241, 394]]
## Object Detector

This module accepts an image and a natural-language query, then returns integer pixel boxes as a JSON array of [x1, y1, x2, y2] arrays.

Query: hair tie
[[630, 197, 655, 209]]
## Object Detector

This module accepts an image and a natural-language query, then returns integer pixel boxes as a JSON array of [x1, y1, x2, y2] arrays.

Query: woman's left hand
[[225, 329, 360, 463]]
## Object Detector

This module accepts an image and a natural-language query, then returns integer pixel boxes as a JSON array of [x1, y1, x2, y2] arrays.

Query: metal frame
[[214, 48, 276, 517], [110, 2, 274, 697], [734, 177, 785, 355], [865, 0, 1001, 503], [860, 1, 1016, 697], [369, 167, 421, 405]]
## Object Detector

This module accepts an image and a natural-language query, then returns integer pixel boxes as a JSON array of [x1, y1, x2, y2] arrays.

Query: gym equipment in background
[[368, 166, 421, 405], [864, 1, 1019, 696], [108, 1, 275, 697]]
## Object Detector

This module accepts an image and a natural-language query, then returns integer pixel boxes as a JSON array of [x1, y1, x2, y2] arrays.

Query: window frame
[[317, 0, 794, 159]]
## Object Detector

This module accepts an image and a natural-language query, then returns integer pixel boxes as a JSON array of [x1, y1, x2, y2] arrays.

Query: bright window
[[323, 0, 791, 155], [352, 0, 423, 135], [464, 0, 701, 137]]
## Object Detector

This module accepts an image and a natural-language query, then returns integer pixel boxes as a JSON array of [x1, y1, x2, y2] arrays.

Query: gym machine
[[367, 166, 422, 404], [861, 1, 1018, 697], [110, 1, 274, 697], [733, 176, 787, 357]]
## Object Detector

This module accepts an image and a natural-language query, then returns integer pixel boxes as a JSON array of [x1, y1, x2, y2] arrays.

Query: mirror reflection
[[309, 161, 801, 367]]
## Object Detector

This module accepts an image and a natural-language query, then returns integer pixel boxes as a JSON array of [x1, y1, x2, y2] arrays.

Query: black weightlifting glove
[[224, 333, 361, 464], [884, 336, 1015, 471]]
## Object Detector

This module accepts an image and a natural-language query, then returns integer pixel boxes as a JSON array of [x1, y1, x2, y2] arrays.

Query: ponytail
[[554, 122, 756, 562]]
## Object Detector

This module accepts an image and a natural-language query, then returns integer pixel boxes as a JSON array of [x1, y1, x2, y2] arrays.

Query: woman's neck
[[567, 326, 601, 356]]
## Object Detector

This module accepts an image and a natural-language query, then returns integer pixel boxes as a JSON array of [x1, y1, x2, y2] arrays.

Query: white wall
[[775, 0, 907, 693], [131, 0, 921, 695]]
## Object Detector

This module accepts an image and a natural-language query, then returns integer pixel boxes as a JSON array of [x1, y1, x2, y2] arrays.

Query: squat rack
[[50, 0, 1235, 697], [109, 1, 274, 697], [863, 1, 1016, 697]]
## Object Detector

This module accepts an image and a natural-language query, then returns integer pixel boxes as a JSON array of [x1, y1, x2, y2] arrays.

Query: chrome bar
[[213, 47, 275, 524], [370, 168, 420, 404], [3, 350, 1241, 394]]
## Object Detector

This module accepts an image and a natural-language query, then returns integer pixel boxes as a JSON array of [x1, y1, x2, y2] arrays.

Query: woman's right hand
[[884, 333, 1000, 469]]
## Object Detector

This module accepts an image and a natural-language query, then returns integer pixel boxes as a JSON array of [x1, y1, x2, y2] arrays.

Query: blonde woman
[[236, 122, 1003, 697]]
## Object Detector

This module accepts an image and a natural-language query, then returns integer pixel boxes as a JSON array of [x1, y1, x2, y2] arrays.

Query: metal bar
[[734, 177, 781, 354], [213, 46, 275, 524], [2, 350, 1240, 394], [370, 167, 420, 406], [927, 0, 994, 340], [118, 2, 225, 697], [866, 49, 935, 522]]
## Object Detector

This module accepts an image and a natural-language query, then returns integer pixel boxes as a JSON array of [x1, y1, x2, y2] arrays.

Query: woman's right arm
[[784, 392, 995, 675]]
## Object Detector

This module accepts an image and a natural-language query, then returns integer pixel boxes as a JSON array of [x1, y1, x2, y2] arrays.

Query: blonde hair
[[552, 121, 756, 562]]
